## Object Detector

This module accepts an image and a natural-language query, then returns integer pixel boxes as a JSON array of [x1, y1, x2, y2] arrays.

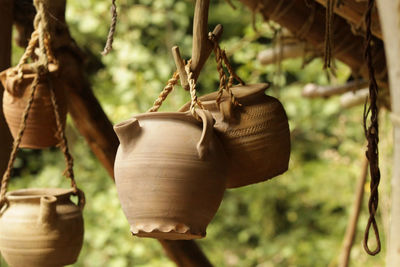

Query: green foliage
[[6, 0, 392, 266]]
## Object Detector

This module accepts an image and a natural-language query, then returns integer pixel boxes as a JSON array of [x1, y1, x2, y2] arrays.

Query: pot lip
[[178, 83, 269, 112], [0, 63, 59, 80], [6, 188, 74, 201], [200, 83, 269, 101], [116, 110, 200, 126]]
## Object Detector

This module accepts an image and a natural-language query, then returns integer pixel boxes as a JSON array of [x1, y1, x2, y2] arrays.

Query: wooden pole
[[375, 1, 400, 265], [0, 0, 14, 176], [338, 158, 368, 267]]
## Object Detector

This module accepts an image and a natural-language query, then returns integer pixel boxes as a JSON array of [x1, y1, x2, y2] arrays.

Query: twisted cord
[[0, 74, 40, 207], [147, 71, 179, 112], [0, 0, 82, 206], [102, 0, 118, 55], [362, 0, 381, 256], [324, 0, 335, 69], [185, 62, 203, 121], [208, 33, 242, 107]]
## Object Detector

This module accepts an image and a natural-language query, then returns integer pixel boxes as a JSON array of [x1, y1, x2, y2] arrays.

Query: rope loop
[[362, 0, 381, 255], [208, 32, 243, 107]]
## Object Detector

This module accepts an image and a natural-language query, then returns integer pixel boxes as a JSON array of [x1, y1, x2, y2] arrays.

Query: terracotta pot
[[0, 64, 67, 149], [0, 188, 84, 267], [179, 83, 290, 188], [114, 109, 227, 240]]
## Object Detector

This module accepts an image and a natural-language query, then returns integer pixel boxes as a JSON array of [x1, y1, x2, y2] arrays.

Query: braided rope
[[102, 0, 118, 55], [0, 0, 83, 208], [208, 33, 242, 107], [147, 71, 179, 112], [362, 0, 381, 256], [0, 74, 40, 208], [185, 62, 203, 121]]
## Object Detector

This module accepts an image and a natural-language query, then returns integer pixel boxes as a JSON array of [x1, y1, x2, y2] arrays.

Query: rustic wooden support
[[172, 46, 189, 90], [258, 43, 306, 65], [0, 0, 14, 176], [314, 0, 382, 39], [302, 80, 368, 98], [238, 0, 388, 88], [340, 88, 369, 108], [338, 158, 368, 267], [191, 0, 223, 82], [375, 1, 400, 265]]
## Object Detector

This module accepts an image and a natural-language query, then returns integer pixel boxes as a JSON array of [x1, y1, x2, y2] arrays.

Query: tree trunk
[[0, 0, 13, 176], [375, 0, 400, 266]]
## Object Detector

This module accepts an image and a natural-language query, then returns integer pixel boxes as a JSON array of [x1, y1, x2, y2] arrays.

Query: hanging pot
[[0, 64, 67, 149], [179, 83, 290, 188], [113, 109, 227, 240], [0, 188, 84, 267]]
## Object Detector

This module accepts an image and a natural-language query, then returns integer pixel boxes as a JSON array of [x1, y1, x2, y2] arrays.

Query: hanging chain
[[362, 0, 381, 256], [208, 32, 243, 107]]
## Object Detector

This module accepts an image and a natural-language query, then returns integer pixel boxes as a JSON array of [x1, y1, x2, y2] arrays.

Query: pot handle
[[195, 109, 215, 160], [75, 188, 86, 211], [218, 95, 234, 122]]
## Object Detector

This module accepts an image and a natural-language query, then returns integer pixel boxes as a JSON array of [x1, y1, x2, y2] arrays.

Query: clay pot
[[0, 64, 67, 149], [0, 188, 84, 267], [114, 109, 227, 240], [180, 83, 290, 188]]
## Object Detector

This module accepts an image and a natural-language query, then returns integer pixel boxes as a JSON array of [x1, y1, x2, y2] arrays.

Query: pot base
[[130, 224, 205, 240]]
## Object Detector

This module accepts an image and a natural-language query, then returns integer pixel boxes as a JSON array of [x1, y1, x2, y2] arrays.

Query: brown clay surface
[[0, 188, 84, 267], [0, 65, 67, 149], [180, 84, 291, 188], [114, 110, 227, 240]]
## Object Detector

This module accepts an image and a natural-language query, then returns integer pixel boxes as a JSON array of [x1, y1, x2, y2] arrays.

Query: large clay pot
[[0, 64, 67, 149], [0, 188, 84, 267], [180, 83, 290, 188], [114, 109, 227, 240]]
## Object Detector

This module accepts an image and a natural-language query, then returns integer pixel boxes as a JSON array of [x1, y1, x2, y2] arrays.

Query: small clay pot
[[180, 83, 290, 188], [0, 188, 84, 267], [114, 109, 227, 240], [0, 64, 67, 149]]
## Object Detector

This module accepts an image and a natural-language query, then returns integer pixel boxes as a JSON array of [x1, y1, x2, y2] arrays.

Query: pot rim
[[116, 110, 202, 127], [6, 188, 75, 201], [198, 83, 269, 101]]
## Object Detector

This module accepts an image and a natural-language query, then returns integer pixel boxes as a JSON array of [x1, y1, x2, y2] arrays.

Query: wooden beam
[[375, 1, 400, 265], [258, 43, 306, 65], [238, 0, 388, 88], [302, 80, 368, 98], [0, 0, 14, 176], [314, 0, 382, 39]]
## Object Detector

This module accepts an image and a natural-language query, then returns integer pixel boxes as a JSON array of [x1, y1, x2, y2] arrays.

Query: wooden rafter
[[314, 0, 382, 39], [239, 0, 388, 88]]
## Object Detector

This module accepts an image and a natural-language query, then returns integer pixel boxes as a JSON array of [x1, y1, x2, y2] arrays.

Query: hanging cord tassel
[[324, 0, 335, 69], [362, 0, 381, 256], [208, 32, 242, 107], [102, 0, 118, 55]]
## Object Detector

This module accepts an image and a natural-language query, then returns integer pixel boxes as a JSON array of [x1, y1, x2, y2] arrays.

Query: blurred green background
[[4, 0, 393, 266]]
